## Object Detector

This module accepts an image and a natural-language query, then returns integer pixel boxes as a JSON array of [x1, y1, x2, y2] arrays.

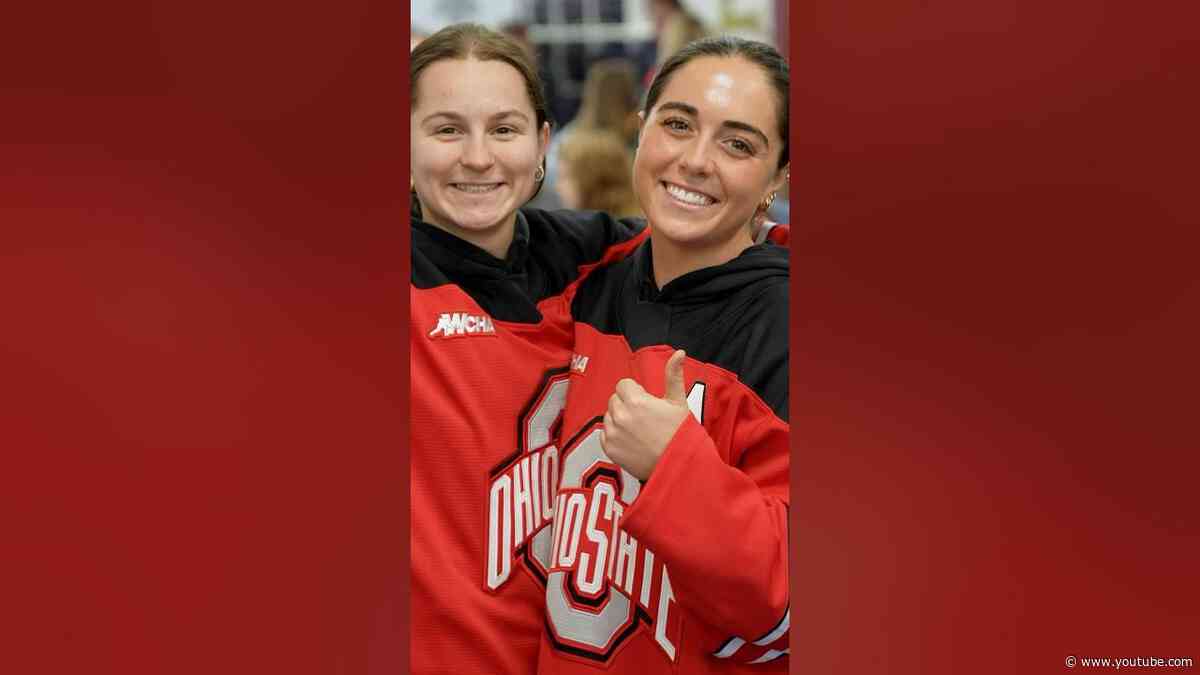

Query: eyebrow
[[657, 101, 771, 149], [420, 109, 531, 125]]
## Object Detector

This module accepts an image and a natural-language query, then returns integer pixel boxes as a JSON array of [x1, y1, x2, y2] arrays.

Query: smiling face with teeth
[[411, 57, 549, 258], [634, 55, 788, 285]]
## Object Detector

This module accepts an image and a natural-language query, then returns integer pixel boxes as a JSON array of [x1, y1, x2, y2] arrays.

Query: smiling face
[[411, 57, 549, 254], [634, 55, 787, 260]]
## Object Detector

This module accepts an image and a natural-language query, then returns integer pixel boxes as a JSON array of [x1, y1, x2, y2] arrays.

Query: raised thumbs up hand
[[600, 349, 690, 481]]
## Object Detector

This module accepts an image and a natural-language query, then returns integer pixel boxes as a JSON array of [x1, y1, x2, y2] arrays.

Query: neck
[[426, 212, 517, 260], [650, 227, 755, 289]]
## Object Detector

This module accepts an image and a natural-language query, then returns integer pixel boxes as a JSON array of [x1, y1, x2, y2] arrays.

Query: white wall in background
[[410, 0, 525, 34]]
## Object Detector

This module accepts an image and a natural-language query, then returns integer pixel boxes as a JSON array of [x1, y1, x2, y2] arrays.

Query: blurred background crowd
[[412, 0, 790, 222]]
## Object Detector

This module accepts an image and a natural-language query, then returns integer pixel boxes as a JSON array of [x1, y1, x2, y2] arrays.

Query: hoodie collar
[[411, 196, 531, 275], [633, 237, 788, 303]]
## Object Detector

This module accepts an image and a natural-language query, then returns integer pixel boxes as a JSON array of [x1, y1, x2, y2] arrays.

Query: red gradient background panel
[[1, 1, 408, 673], [790, 1, 1199, 673]]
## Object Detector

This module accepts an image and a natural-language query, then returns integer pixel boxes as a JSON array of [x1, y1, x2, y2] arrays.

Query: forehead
[[413, 57, 533, 116], [657, 56, 780, 141]]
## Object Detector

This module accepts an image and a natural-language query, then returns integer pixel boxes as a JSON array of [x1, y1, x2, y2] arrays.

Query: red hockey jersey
[[539, 240, 791, 673], [410, 207, 645, 675], [755, 221, 789, 246]]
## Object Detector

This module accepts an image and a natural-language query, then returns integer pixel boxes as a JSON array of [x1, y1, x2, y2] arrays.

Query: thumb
[[663, 349, 686, 404]]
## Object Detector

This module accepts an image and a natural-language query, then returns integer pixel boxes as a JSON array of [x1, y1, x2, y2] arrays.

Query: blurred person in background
[[499, 21, 535, 59], [555, 129, 642, 218], [648, 0, 709, 74], [529, 58, 640, 210]]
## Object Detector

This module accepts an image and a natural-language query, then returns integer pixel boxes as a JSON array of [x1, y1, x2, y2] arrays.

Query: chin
[[446, 199, 514, 230], [452, 212, 506, 232], [646, 206, 716, 243]]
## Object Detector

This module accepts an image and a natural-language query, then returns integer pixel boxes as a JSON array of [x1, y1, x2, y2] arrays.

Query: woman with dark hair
[[538, 36, 791, 673], [408, 23, 646, 675]]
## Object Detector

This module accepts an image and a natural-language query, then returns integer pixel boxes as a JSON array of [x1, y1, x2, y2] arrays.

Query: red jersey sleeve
[[618, 362, 790, 662]]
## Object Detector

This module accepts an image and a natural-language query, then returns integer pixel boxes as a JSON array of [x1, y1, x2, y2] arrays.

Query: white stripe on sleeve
[[713, 637, 746, 658], [749, 648, 789, 664]]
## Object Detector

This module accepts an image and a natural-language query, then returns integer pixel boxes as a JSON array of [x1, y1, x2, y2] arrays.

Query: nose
[[677, 138, 713, 177], [460, 134, 495, 172]]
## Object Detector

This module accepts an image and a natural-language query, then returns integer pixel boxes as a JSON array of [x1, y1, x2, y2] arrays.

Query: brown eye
[[728, 139, 754, 155], [664, 118, 690, 132]]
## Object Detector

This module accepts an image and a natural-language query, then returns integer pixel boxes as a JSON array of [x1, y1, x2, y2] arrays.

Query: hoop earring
[[534, 163, 545, 182], [760, 191, 777, 213]]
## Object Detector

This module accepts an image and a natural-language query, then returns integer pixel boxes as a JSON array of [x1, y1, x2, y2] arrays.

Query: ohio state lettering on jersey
[[486, 369, 567, 592], [540, 240, 790, 673], [410, 207, 646, 675]]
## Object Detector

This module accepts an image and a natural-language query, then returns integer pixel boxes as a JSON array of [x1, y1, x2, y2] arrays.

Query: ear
[[536, 120, 552, 167], [769, 163, 790, 196]]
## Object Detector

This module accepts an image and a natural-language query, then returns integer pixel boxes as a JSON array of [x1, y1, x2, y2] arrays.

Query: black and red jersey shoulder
[[569, 239, 789, 420], [412, 207, 648, 324]]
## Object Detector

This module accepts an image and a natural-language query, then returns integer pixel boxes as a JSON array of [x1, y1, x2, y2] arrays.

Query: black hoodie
[[541, 235, 792, 671], [411, 202, 647, 323], [570, 237, 790, 420]]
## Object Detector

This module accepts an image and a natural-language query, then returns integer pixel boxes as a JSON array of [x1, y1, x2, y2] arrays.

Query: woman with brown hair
[[531, 59, 641, 210], [573, 58, 642, 143], [649, 0, 709, 67], [409, 23, 646, 675], [554, 129, 641, 218], [538, 35, 791, 673]]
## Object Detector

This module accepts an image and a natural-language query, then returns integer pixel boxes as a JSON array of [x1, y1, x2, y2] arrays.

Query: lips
[[450, 182, 504, 194], [662, 181, 718, 207]]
